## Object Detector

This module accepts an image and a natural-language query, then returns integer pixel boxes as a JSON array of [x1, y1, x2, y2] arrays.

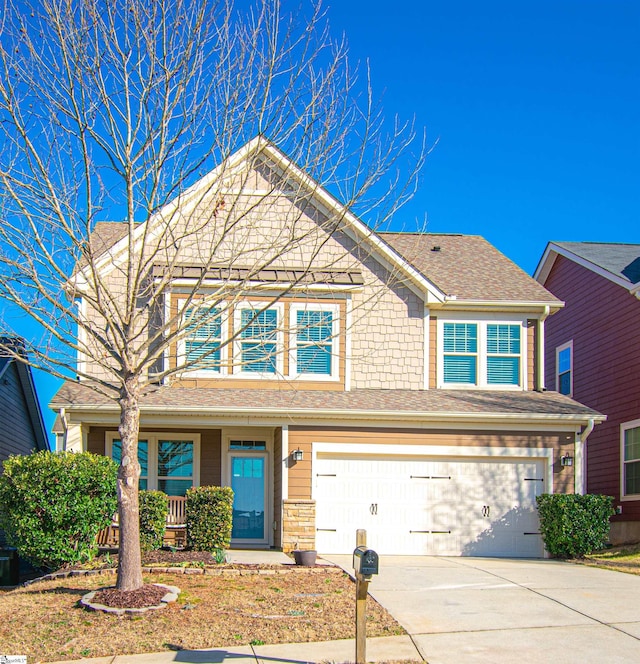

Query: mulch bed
[[92, 583, 169, 608]]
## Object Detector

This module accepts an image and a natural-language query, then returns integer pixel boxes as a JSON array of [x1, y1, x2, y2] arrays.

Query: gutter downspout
[[536, 306, 550, 391], [575, 418, 595, 495], [60, 408, 69, 452]]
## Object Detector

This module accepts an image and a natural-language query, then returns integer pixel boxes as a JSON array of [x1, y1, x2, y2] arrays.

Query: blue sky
[[328, 0, 639, 273], [14, 1, 640, 442]]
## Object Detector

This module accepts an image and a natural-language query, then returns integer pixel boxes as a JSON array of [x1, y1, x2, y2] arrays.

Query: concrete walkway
[[326, 555, 640, 664]]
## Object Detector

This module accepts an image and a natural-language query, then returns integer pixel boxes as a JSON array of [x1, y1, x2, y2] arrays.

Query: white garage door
[[314, 454, 545, 557]]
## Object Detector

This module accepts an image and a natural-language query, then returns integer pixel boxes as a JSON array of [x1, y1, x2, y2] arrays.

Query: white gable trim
[[82, 137, 447, 305], [535, 242, 638, 294]]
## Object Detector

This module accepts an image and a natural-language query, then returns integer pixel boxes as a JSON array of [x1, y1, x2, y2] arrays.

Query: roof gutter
[[56, 402, 605, 427]]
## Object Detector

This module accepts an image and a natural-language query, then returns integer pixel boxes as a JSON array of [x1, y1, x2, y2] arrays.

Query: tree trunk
[[116, 375, 144, 591]]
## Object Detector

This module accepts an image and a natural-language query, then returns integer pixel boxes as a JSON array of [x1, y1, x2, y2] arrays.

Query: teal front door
[[230, 454, 267, 544]]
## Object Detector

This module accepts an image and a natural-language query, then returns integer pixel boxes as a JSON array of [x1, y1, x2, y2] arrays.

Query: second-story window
[[443, 322, 478, 384], [291, 303, 339, 378], [184, 306, 222, 371], [486, 324, 521, 385], [439, 319, 524, 388], [237, 304, 282, 375]]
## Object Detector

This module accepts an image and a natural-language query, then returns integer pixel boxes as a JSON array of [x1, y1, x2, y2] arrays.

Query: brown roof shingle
[[381, 232, 561, 303], [52, 381, 600, 421]]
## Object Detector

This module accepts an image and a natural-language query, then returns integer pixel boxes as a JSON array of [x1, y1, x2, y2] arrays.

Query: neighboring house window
[[107, 433, 200, 496], [556, 341, 573, 396], [184, 306, 222, 371], [440, 319, 524, 388], [622, 420, 640, 498], [290, 303, 340, 379], [236, 304, 283, 375]]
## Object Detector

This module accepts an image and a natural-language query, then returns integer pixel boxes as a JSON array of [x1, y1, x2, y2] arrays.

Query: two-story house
[[535, 242, 640, 545], [50, 139, 602, 558]]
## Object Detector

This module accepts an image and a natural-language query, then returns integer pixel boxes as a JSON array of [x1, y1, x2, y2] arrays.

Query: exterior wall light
[[292, 448, 304, 462], [561, 453, 574, 467]]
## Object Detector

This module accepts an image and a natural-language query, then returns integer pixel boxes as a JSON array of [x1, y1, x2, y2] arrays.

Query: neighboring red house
[[535, 242, 640, 544]]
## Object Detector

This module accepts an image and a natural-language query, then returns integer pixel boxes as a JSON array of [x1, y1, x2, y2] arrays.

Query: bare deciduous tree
[[0, 0, 424, 591]]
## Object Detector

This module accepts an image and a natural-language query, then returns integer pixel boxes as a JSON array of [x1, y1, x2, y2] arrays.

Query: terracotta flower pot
[[293, 549, 317, 566]]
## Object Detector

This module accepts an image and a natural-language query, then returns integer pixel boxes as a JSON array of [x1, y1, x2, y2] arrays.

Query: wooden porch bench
[[96, 496, 187, 549]]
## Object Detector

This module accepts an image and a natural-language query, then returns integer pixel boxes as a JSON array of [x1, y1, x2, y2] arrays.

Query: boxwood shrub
[[536, 493, 615, 558], [139, 490, 168, 552], [186, 485, 233, 552], [0, 451, 118, 570]]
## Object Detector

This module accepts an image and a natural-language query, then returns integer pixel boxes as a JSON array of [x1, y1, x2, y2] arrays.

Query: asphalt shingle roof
[[552, 242, 640, 287], [381, 233, 560, 303], [52, 381, 600, 420]]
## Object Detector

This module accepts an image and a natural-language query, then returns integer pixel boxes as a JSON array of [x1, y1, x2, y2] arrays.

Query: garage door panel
[[314, 453, 546, 557]]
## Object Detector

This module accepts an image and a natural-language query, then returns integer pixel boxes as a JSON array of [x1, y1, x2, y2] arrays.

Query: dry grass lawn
[[576, 542, 640, 575], [0, 567, 405, 662]]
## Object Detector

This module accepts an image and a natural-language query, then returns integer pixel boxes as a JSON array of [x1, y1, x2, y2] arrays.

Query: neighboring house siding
[[543, 255, 640, 521], [287, 427, 576, 500], [0, 362, 41, 463]]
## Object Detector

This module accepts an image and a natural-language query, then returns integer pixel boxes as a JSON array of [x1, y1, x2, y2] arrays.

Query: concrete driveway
[[325, 555, 640, 664]]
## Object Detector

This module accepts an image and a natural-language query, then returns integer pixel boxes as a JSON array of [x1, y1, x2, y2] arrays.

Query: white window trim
[[621, 418, 640, 501], [233, 301, 285, 378], [177, 298, 229, 378], [555, 340, 573, 396], [436, 315, 527, 390], [106, 432, 201, 493], [289, 302, 340, 381]]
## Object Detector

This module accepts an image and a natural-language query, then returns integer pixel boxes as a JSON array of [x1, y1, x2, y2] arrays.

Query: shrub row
[[0, 451, 234, 569]]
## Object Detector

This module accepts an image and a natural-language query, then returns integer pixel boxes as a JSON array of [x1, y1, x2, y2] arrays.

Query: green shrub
[[536, 493, 615, 558], [186, 485, 233, 552], [139, 490, 168, 552], [0, 451, 118, 570]]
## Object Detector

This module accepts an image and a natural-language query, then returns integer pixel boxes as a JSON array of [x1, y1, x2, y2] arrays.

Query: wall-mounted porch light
[[561, 453, 574, 467], [292, 448, 304, 462]]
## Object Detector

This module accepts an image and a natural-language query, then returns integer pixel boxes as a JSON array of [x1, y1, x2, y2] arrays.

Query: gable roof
[[535, 242, 640, 296], [382, 233, 562, 305], [0, 338, 49, 452], [79, 138, 557, 311]]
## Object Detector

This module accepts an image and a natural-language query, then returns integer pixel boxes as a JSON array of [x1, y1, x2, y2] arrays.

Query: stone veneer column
[[282, 499, 316, 552]]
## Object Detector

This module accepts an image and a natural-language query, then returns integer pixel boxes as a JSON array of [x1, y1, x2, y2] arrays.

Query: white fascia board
[[86, 137, 266, 281], [535, 242, 638, 294], [62, 402, 604, 429], [433, 299, 564, 314], [85, 136, 445, 306], [259, 142, 446, 304]]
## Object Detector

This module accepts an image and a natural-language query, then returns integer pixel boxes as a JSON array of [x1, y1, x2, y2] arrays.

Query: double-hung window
[[183, 305, 223, 372], [291, 303, 339, 378], [443, 323, 478, 384], [622, 420, 640, 498], [556, 341, 573, 396], [486, 324, 521, 385], [107, 433, 200, 496], [236, 303, 283, 375], [440, 319, 524, 388]]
